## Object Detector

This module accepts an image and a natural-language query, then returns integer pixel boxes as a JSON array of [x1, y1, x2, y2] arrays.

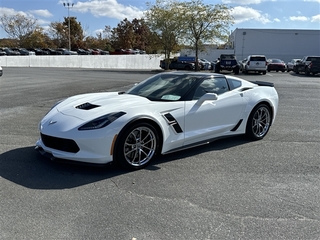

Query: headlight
[[78, 112, 126, 130]]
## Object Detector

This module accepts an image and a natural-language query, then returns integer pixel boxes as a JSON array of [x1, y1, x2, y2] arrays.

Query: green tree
[[0, 13, 38, 46], [110, 18, 135, 50], [179, 0, 234, 70], [145, 0, 185, 69], [22, 27, 52, 48], [49, 17, 85, 49]]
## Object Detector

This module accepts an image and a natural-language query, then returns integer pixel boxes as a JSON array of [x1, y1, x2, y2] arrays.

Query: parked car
[[241, 55, 267, 75], [160, 59, 195, 70], [0, 66, 2, 77], [76, 48, 91, 55], [56, 48, 78, 55], [35, 72, 279, 170], [286, 59, 300, 72], [93, 49, 109, 55], [42, 48, 63, 55], [0, 50, 7, 56], [0, 47, 20, 56], [27, 48, 49, 55], [214, 54, 240, 74], [294, 56, 320, 76], [12, 48, 35, 56], [199, 59, 212, 70], [267, 59, 286, 72]]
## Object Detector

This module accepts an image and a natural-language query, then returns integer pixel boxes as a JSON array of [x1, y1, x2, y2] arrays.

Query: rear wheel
[[115, 122, 159, 170], [246, 104, 271, 140], [234, 66, 239, 75], [214, 65, 220, 73], [305, 68, 310, 76]]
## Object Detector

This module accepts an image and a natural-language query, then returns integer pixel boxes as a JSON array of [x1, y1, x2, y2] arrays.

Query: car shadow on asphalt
[[0, 136, 249, 190]]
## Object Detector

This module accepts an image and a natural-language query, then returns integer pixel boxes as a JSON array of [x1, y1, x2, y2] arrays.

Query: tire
[[115, 122, 159, 170], [234, 66, 239, 75], [246, 104, 271, 140], [184, 66, 191, 70], [214, 65, 220, 73], [305, 68, 310, 76], [262, 71, 266, 75]]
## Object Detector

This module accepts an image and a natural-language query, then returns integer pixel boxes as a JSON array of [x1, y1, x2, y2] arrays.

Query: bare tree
[[0, 13, 38, 46]]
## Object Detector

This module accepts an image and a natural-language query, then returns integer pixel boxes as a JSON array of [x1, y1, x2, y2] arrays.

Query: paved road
[[1, 67, 320, 239]]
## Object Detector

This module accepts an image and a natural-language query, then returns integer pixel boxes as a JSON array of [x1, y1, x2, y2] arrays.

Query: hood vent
[[75, 102, 100, 110]]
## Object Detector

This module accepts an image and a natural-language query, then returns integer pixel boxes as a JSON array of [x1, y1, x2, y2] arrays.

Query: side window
[[227, 79, 242, 90], [193, 77, 229, 100]]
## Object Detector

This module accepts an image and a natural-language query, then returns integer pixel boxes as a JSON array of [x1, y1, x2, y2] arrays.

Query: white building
[[230, 28, 320, 62], [181, 28, 320, 63]]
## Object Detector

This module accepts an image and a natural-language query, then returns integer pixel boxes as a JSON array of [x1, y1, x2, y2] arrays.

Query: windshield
[[126, 73, 201, 101]]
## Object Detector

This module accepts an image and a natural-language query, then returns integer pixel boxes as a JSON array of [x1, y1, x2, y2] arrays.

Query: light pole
[[63, 2, 74, 50]]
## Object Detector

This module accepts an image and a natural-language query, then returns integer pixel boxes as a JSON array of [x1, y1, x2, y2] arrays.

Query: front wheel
[[115, 122, 159, 170], [246, 104, 271, 140]]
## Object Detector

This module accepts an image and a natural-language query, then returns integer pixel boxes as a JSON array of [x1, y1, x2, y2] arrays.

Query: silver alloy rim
[[124, 126, 156, 167], [252, 106, 271, 137]]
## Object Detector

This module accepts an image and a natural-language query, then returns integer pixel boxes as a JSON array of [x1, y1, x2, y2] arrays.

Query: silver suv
[[242, 55, 267, 75]]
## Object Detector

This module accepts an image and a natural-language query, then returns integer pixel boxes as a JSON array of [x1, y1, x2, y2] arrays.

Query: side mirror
[[196, 93, 218, 106]]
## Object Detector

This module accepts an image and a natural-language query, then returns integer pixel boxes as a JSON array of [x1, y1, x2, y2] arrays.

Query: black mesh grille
[[41, 133, 80, 153]]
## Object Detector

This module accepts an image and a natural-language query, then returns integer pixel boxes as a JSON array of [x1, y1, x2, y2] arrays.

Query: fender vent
[[75, 102, 100, 110]]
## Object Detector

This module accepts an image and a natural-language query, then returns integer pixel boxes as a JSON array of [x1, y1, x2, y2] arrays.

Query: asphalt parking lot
[[1, 67, 320, 239]]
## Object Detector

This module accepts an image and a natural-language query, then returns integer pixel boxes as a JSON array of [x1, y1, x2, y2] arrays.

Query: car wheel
[[305, 68, 310, 76], [234, 67, 239, 75], [263, 71, 266, 75], [115, 122, 159, 170], [246, 104, 271, 140]]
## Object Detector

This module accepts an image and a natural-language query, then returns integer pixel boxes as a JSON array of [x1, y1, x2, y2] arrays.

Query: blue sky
[[0, 0, 319, 38]]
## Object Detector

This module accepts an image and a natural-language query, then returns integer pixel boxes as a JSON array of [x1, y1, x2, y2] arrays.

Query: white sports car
[[35, 72, 279, 169]]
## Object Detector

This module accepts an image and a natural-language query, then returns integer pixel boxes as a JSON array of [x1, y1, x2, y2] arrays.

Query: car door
[[183, 77, 246, 146]]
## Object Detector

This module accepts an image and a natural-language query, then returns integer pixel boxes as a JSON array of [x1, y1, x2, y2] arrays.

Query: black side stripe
[[230, 119, 243, 132], [163, 113, 183, 133]]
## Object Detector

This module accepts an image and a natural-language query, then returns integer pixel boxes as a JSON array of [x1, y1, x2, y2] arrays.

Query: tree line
[[0, 0, 234, 69]]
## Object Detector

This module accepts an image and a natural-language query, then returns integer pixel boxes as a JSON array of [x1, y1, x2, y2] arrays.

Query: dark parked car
[[56, 48, 77, 55], [12, 48, 35, 55], [27, 48, 49, 55], [267, 59, 286, 72], [93, 48, 109, 55], [75, 48, 91, 55], [294, 56, 320, 76], [214, 54, 240, 74], [42, 48, 63, 55], [0, 47, 20, 56]]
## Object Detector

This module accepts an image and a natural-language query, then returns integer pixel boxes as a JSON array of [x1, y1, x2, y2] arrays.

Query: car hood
[[56, 92, 152, 121]]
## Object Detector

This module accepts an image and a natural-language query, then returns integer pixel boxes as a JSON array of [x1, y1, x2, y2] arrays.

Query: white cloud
[[0, 7, 28, 17], [289, 16, 309, 21], [273, 18, 281, 22], [303, 0, 320, 2], [30, 9, 53, 18], [70, 0, 144, 20], [230, 6, 271, 24], [311, 14, 320, 22], [222, 0, 263, 4]]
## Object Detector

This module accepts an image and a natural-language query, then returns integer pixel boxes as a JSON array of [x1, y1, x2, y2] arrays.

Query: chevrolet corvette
[[35, 72, 279, 169]]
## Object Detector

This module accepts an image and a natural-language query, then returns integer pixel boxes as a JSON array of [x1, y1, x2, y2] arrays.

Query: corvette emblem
[[49, 120, 57, 125]]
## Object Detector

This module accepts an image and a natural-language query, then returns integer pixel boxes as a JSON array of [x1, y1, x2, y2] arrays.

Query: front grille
[[41, 133, 80, 153]]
